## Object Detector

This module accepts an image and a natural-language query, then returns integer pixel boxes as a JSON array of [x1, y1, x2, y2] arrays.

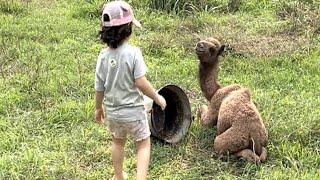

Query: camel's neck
[[199, 61, 221, 101]]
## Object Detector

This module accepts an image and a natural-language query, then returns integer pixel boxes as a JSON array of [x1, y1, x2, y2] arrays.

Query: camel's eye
[[209, 47, 215, 54]]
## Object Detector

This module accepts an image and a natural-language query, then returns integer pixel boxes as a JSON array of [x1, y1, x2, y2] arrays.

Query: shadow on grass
[[148, 120, 263, 178]]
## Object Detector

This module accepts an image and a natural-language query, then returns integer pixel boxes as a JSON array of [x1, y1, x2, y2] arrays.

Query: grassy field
[[1, 0, 320, 179]]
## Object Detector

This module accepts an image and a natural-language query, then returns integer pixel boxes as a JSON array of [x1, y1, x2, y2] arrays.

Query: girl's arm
[[95, 91, 105, 124], [135, 76, 166, 110]]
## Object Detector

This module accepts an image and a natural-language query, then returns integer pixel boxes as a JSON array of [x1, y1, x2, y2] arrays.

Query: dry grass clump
[[227, 35, 311, 58], [276, 1, 320, 35]]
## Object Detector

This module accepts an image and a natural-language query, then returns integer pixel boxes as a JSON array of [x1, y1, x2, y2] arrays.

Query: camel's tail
[[251, 138, 267, 163]]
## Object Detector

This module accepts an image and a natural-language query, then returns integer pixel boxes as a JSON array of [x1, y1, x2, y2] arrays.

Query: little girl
[[94, 1, 166, 180]]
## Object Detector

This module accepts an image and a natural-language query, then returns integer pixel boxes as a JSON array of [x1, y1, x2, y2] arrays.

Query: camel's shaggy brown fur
[[196, 37, 268, 163]]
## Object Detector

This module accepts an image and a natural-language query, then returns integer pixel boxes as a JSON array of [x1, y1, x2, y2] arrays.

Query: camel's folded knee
[[198, 105, 207, 122], [199, 105, 217, 127], [213, 138, 229, 154]]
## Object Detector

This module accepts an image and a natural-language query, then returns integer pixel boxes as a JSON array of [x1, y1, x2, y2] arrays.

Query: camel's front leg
[[199, 105, 218, 127], [200, 84, 242, 127], [259, 147, 267, 163]]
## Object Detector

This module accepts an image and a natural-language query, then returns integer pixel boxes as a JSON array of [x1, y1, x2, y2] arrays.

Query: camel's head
[[195, 37, 225, 63]]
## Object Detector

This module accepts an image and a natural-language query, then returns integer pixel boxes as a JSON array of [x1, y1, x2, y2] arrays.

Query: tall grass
[[148, 0, 225, 14], [0, 0, 28, 15], [276, 1, 320, 35]]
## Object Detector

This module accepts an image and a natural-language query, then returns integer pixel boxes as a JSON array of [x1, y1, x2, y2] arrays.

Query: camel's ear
[[196, 37, 201, 42], [218, 45, 225, 56]]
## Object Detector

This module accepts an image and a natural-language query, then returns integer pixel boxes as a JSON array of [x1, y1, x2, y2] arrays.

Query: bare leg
[[112, 137, 126, 180], [135, 137, 150, 180]]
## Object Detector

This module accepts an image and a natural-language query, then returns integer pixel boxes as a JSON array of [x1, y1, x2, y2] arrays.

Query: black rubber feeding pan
[[148, 85, 192, 144]]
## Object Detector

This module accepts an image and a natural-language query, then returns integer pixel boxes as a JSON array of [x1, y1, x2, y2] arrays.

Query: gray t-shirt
[[95, 42, 148, 122]]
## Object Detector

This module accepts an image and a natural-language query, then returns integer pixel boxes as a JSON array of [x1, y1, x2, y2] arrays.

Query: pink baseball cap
[[101, 1, 141, 28]]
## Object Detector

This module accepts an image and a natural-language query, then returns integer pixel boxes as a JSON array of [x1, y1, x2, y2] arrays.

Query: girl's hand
[[95, 108, 105, 124], [155, 94, 167, 110]]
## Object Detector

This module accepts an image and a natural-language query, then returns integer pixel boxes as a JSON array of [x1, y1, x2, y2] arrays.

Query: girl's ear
[[218, 45, 225, 56]]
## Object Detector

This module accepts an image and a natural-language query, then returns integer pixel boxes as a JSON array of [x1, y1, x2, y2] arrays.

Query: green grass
[[1, 0, 320, 179]]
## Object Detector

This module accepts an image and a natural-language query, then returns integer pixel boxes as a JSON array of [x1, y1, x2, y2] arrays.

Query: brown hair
[[99, 22, 132, 48]]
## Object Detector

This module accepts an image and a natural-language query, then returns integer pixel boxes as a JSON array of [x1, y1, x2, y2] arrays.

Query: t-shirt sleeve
[[94, 52, 106, 91], [133, 48, 147, 79]]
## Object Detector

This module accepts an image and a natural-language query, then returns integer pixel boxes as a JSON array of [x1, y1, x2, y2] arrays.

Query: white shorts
[[107, 120, 151, 141]]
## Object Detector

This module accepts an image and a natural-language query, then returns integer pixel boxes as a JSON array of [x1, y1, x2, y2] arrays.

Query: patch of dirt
[[225, 35, 312, 58], [276, 1, 320, 36]]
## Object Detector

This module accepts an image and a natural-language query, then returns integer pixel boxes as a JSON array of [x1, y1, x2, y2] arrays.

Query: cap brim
[[132, 18, 141, 28]]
